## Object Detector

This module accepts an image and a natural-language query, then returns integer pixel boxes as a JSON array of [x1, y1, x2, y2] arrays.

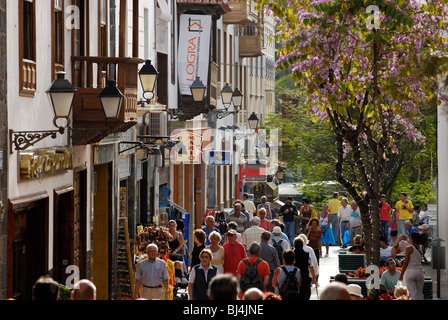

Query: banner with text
[[178, 14, 211, 95]]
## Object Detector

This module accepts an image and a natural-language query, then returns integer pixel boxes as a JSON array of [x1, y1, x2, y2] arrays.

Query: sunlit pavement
[[310, 245, 342, 300]]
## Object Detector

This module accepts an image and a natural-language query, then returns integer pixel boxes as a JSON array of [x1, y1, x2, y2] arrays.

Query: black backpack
[[240, 259, 264, 292], [279, 266, 300, 300]]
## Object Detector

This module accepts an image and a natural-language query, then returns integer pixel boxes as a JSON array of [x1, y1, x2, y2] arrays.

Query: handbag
[[343, 229, 350, 245]]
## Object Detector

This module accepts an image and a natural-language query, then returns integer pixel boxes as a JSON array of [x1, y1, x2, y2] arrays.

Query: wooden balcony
[[178, 61, 219, 121], [223, 1, 250, 24], [238, 21, 264, 57], [177, 0, 231, 18], [70, 56, 144, 145]]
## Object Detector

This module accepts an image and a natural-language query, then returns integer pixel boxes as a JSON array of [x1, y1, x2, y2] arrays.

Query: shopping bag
[[343, 229, 350, 245]]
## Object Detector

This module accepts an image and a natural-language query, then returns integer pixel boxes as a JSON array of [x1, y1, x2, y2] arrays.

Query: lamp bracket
[[206, 109, 239, 119], [9, 128, 65, 154]]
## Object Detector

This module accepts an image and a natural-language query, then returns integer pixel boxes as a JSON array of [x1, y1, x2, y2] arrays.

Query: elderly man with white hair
[[226, 202, 249, 233], [134, 243, 169, 300], [241, 216, 265, 251]]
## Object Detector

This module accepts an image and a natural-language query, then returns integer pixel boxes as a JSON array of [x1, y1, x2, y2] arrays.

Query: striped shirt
[[241, 226, 265, 250]]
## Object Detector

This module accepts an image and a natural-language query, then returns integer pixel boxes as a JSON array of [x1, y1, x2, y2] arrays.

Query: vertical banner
[[182, 213, 190, 270], [178, 14, 212, 95]]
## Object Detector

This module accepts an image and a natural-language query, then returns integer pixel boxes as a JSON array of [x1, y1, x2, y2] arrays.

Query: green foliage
[[58, 284, 72, 300]]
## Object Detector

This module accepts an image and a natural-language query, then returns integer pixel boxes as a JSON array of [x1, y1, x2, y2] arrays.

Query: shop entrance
[[92, 163, 111, 300], [9, 197, 48, 300]]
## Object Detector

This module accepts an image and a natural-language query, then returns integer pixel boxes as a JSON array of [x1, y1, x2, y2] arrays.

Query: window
[[53, 0, 65, 79], [99, 0, 108, 57], [19, 0, 36, 97]]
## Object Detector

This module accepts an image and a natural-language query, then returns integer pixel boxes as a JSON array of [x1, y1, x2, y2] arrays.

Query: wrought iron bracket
[[9, 128, 66, 154]]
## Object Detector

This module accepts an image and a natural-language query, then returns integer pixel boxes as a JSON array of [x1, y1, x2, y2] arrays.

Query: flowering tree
[[256, 0, 448, 266]]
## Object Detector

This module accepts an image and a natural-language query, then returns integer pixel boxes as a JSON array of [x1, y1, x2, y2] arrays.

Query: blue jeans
[[330, 214, 339, 245], [380, 220, 389, 243], [284, 221, 295, 247]]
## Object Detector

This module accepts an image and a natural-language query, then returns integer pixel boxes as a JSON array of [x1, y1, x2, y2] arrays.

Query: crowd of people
[[19, 191, 431, 301]]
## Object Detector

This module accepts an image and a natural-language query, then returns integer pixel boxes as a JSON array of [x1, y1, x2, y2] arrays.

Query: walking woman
[[187, 248, 219, 300], [300, 198, 317, 234], [319, 204, 335, 257], [304, 218, 322, 263], [168, 220, 184, 261], [398, 232, 425, 300], [206, 231, 225, 274]]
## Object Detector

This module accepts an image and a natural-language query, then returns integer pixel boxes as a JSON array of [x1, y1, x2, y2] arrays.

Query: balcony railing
[[70, 56, 144, 144]]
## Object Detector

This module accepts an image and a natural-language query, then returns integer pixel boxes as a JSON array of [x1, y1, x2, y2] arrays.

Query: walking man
[[134, 244, 169, 300], [278, 197, 298, 247], [338, 198, 351, 248], [328, 192, 341, 246]]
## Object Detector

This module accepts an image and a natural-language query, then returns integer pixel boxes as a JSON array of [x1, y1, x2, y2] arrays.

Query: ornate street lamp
[[190, 77, 206, 102], [46, 72, 76, 130], [276, 166, 285, 180], [99, 80, 124, 122], [138, 59, 159, 104], [232, 87, 243, 108], [10, 74, 124, 153], [248, 112, 259, 132], [221, 83, 234, 110]]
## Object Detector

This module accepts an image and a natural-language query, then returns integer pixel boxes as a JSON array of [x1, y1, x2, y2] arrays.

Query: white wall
[[437, 81, 448, 264]]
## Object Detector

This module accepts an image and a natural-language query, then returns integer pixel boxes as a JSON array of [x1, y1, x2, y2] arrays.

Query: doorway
[[92, 163, 111, 300], [9, 198, 49, 300]]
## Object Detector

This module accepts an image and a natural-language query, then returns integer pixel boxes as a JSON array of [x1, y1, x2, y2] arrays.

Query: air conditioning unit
[[148, 111, 168, 137]]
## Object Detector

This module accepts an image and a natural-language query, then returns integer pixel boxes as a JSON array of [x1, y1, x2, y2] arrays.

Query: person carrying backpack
[[236, 243, 270, 297], [270, 226, 290, 261], [273, 249, 301, 300]]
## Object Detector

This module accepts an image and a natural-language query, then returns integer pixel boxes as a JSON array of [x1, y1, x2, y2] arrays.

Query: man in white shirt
[[348, 201, 362, 246], [338, 198, 352, 248], [241, 216, 265, 251], [242, 193, 257, 220], [418, 203, 429, 225]]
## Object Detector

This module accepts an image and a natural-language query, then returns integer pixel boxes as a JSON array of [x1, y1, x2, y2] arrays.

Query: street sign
[[206, 150, 231, 166]]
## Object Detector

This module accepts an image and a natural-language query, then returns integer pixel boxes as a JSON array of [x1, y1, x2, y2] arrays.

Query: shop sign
[[19, 147, 73, 181], [178, 14, 212, 95], [242, 161, 267, 182], [206, 150, 231, 166]]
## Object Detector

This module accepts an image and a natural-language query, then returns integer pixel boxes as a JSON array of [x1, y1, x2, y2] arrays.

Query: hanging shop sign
[[206, 150, 231, 166], [242, 161, 267, 182], [178, 14, 212, 95], [19, 147, 73, 181]]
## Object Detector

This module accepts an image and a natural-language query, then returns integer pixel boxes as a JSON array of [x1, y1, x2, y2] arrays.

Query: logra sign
[[178, 14, 212, 95]]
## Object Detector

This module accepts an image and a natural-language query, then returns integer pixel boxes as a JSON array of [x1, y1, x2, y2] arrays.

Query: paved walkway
[[310, 246, 343, 300]]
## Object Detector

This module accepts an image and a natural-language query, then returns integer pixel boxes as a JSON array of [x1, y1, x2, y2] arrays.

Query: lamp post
[[46, 72, 76, 130], [99, 80, 124, 123], [232, 87, 243, 108], [10, 73, 124, 153], [221, 83, 233, 110], [248, 112, 259, 132], [190, 77, 206, 102], [276, 166, 285, 181], [138, 59, 159, 105]]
